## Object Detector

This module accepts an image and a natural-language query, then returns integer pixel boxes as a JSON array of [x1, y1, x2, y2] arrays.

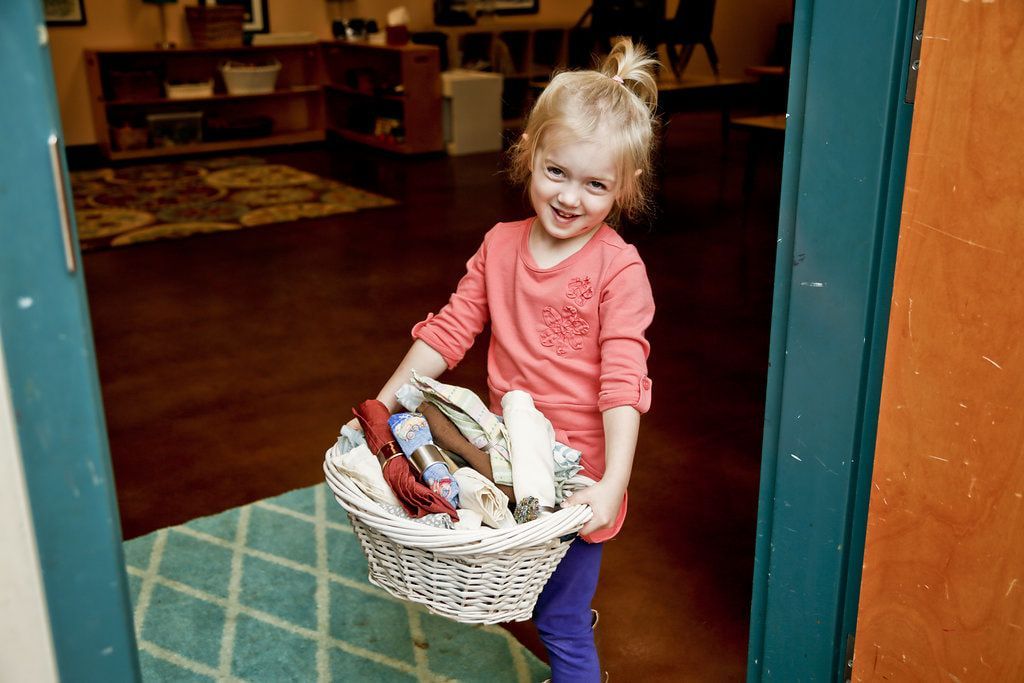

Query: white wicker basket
[[324, 449, 592, 624]]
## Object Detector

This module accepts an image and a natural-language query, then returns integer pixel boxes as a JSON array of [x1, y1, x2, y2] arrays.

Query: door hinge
[[844, 632, 856, 682], [905, 0, 928, 104]]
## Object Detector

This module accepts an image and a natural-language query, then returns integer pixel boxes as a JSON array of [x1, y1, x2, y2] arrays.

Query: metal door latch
[[47, 133, 77, 274]]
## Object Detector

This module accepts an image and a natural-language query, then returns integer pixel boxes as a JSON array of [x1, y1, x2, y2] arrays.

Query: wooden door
[[853, 1, 1024, 679]]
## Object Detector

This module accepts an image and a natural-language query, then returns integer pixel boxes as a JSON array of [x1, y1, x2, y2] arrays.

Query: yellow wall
[[49, 0, 790, 146]]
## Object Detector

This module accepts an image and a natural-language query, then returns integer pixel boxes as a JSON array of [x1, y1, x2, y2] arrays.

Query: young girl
[[364, 39, 658, 682]]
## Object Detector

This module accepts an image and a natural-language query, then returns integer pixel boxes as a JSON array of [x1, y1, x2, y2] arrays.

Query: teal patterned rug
[[123, 485, 550, 682]]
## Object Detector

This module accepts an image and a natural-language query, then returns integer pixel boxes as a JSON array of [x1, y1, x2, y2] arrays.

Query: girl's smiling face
[[529, 137, 619, 243]]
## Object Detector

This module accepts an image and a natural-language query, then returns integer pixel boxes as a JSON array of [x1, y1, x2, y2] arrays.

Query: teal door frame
[[747, 0, 918, 680], [1, 2, 140, 680]]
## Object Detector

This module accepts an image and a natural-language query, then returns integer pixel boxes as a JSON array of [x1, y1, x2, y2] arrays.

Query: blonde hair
[[509, 39, 660, 224]]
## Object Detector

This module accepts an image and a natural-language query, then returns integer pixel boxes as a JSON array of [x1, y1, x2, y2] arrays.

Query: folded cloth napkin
[[329, 442, 402, 507], [551, 442, 584, 504], [502, 390, 557, 512], [388, 411, 460, 509], [329, 441, 453, 528], [337, 424, 367, 453], [409, 372, 513, 484], [395, 383, 425, 412], [352, 399, 458, 521], [560, 473, 599, 499], [452, 467, 516, 529], [418, 402, 517, 499], [452, 508, 483, 530]]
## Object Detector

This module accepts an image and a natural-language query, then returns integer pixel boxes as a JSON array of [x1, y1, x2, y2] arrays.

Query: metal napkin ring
[[408, 444, 446, 476]]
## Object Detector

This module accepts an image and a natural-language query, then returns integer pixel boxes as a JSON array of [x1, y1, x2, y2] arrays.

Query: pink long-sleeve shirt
[[412, 218, 655, 540]]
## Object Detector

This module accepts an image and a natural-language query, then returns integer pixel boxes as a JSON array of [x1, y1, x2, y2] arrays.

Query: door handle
[[47, 133, 77, 274]]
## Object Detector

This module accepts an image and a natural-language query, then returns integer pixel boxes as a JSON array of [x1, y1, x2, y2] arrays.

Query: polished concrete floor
[[82, 110, 782, 681]]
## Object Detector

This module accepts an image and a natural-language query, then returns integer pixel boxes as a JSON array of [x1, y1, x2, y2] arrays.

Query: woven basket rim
[[323, 446, 591, 555]]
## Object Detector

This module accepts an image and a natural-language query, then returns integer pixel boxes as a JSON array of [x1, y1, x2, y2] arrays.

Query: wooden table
[[729, 113, 787, 299], [655, 76, 752, 146]]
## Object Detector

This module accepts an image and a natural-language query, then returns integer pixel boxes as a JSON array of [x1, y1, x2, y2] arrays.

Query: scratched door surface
[[852, 0, 1024, 680]]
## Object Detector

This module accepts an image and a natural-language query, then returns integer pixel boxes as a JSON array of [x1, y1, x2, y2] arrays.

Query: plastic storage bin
[[146, 111, 203, 147], [219, 59, 281, 95]]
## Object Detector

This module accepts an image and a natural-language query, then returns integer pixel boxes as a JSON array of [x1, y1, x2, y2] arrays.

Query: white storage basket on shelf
[[323, 444, 592, 624], [165, 79, 214, 99], [219, 59, 281, 95]]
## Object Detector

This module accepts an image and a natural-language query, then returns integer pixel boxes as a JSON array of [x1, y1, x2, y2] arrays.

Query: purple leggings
[[533, 538, 604, 682]]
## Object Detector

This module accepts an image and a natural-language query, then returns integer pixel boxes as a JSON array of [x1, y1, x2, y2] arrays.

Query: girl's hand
[[344, 417, 362, 432], [564, 481, 624, 536]]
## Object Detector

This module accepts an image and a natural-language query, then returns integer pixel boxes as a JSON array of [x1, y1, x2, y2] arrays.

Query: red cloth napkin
[[352, 400, 458, 520]]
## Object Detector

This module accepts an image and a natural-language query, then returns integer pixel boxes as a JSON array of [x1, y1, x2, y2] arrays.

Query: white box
[[441, 70, 503, 156]]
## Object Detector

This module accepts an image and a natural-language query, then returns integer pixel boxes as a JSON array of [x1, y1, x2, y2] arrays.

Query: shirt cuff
[[597, 375, 653, 414], [411, 315, 461, 370]]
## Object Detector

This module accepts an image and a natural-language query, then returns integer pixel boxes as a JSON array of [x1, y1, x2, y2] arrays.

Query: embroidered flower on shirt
[[540, 305, 590, 355], [566, 276, 594, 307]]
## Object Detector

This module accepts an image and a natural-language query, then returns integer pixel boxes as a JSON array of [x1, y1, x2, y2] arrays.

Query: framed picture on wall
[[215, 0, 269, 33], [446, 0, 540, 16], [493, 0, 540, 14], [44, 0, 87, 26]]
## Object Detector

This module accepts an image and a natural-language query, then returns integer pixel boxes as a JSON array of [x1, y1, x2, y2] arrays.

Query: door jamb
[[746, 0, 918, 679]]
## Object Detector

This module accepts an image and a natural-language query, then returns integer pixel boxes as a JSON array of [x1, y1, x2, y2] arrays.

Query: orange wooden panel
[[854, 1, 1024, 681]]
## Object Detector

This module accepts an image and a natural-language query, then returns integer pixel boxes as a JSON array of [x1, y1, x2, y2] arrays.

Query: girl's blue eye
[[547, 166, 564, 176], [589, 181, 607, 191]]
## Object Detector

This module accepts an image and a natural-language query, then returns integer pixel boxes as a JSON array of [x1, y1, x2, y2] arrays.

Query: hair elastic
[[610, 74, 625, 84]]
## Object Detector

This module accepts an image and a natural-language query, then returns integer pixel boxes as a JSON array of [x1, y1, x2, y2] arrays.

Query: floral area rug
[[71, 156, 397, 250]]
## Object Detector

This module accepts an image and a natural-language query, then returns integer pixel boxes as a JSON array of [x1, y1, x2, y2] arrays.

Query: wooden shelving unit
[[321, 41, 443, 154], [99, 131, 324, 161], [84, 41, 444, 160], [85, 44, 326, 160]]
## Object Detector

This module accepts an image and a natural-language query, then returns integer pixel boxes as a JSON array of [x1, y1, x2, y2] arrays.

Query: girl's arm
[[346, 340, 447, 430], [565, 405, 640, 535], [373, 339, 448, 411]]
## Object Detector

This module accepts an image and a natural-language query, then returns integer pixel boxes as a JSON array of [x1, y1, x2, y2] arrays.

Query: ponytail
[[601, 38, 660, 114]]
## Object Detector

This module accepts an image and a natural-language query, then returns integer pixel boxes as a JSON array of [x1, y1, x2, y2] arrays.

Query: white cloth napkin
[[453, 467, 515, 529], [328, 443, 402, 507], [502, 390, 557, 510], [453, 508, 483, 530], [337, 424, 366, 453], [395, 383, 425, 412], [561, 473, 598, 498]]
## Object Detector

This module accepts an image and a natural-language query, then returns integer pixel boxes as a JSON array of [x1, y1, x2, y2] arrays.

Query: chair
[[572, 0, 666, 60], [571, 0, 719, 81], [662, 0, 719, 79]]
